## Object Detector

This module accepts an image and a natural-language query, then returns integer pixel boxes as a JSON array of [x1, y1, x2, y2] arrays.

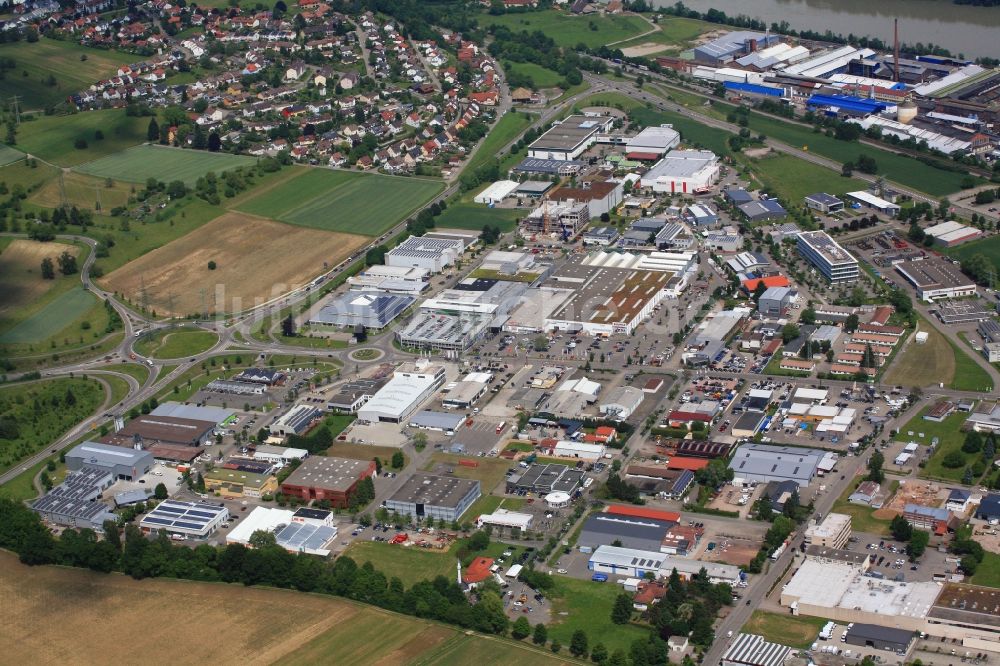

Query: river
[[652, 0, 1000, 60]]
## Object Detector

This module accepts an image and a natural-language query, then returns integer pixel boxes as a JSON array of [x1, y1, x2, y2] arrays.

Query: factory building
[[722, 634, 792, 666], [384, 473, 481, 522], [639, 150, 719, 194], [729, 443, 828, 487], [578, 513, 677, 553], [308, 290, 414, 330], [894, 256, 977, 301], [279, 456, 376, 507], [527, 114, 614, 161], [386, 235, 465, 273], [65, 441, 154, 481], [357, 360, 446, 423], [269, 404, 323, 437], [140, 499, 230, 538], [625, 125, 680, 159], [31, 467, 117, 531]]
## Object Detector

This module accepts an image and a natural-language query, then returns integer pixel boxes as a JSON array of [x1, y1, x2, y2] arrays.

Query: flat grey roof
[[309, 290, 414, 328], [388, 473, 479, 509], [151, 402, 235, 423], [895, 256, 976, 290], [845, 623, 913, 646], [530, 114, 609, 151], [580, 514, 675, 542], [67, 441, 154, 468], [409, 409, 465, 429], [281, 456, 372, 492]]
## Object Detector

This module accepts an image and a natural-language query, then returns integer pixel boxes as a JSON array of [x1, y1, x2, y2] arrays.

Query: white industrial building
[[269, 404, 323, 437], [723, 634, 792, 666], [140, 499, 229, 538], [692, 66, 766, 85], [480, 250, 536, 275], [845, 191, 901, 216], [347, 264, 429, 296], [588, 545, 740, 584], [226, 506, 337, 556], [357, 360, 446, 424], [476, 509, 533, 531], [639, 150, 719, 194], [625, 125, 680, 157], [252, 444, 309, 465], [552, 440, 606, 461], [600, 385, 645, 420], [849, 116, 972, 155], [474, 180, 520, 204], [386, 235, 464, 273], [527, 114, 615, 161]]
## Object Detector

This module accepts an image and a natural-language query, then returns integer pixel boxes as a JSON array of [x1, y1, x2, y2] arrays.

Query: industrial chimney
[[893, 19, 900, 83]]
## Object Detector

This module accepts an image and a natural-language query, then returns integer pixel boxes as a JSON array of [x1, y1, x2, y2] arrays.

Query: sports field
[[479, 10, 650, 48], [0, 552, 569, 665], [0, 287, 97, 344], [134, 327, 219, 359], [0, 39, 132, 110], [75, 145, 255, 185], [103, 211, 368, 315], [13, 108, 147, 167], [236, 168, 442, 236]]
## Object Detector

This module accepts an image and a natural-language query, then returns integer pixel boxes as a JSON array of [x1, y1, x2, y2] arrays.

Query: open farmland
[[236, 168, 442, 236], [479, 10, 650, 48], [435, 203, 520, 233], [0, 238, 79, 322], [75, 145, 256, 185], [0, 287, 98, 345], [0, 39, 132, 110], [13, 109, 147, 166], [0, 145, 24, 166], [102, 212, 368, 316], [0, 552, 570, 665], [884, 320, 954, 388], [743, 154, 869, 204], [30, 170, 133, 214]]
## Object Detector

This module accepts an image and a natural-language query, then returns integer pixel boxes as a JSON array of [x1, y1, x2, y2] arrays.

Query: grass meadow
[[236, 168, 442, 236], [75, 145, 255, 185]]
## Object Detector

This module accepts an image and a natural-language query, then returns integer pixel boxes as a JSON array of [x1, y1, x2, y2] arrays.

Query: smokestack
[[893, 19, 900, 83]]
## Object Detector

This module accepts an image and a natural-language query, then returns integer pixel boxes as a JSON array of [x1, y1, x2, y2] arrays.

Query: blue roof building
[[724, 81, 786, 98], [806, 94, 892, 116]]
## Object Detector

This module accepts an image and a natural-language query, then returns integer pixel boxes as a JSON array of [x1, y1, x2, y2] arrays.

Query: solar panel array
[[140, 499, 228, 535]]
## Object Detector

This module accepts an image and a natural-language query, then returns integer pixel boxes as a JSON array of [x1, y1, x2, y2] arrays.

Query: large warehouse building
[[139, 499, 230, 538], [639, 150, 719, 194], [797, 231, 859, 283], [625, 125, 680, 158], [729, 443, 828, 487], [357, 360, 446, 423], [386, 235, 464, 273], [384, 473, 481, 522], [527, 114, 614, 161], [101, 415, 216, 448], [65, 441, 154, 481], [308, 290, 414, 330], [279, 456, 376, 506], [577, 513, 677, 552], [894, 256, 977, 301]]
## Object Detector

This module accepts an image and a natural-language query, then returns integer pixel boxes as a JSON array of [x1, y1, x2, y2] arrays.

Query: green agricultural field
[[945, 234, 1000, 277], [615, 16, 715, 53], [13, 109, 147, 167], [745, 154, 869, 205], [0, 39, 132, 110], [895, 408, 969, 482], [743, 111, 974, 196], [547, 576, 649, 654], [435, 203, 520, 233], [505, 61, 564, 89], [0, 377, 105, 473], [0, 145, 24, 166], [236, 168, 442, 236], [75, 145, 255, 185], [947, 338, 993, 392], [742, 611, 827, 649], [343, 541, 454, 588], [134, 327, 218, 359], [466, 111, 535, 174], [972, 552, 1000, 588], [0, 286, 98, 344], [480, 10, 650, 48]]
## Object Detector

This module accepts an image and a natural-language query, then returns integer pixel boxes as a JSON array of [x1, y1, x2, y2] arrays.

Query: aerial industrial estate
[[2, 0, 1000, 663]]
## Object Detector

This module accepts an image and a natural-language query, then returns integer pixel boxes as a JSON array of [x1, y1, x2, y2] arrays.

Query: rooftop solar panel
[[144, 517, 172, 525], [175, 521, 203, 530]]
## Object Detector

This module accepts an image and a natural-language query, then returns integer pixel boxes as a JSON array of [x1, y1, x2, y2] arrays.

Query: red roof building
[[667, 410, 712, 426], [463, 556, 495, 584], [626, 151, 661, 161], [742, 275, 789, 292], [606, 505, 681, 523], [666, 456, 710, 471], [868, 306, 893, 326]]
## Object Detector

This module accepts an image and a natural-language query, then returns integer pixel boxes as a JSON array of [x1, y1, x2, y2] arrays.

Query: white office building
[[797, 231, 859, 283]]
